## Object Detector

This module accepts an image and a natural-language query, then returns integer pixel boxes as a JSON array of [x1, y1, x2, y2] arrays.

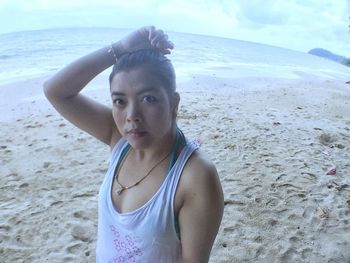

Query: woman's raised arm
[[43, 45, 118, 146], [43, 26, 174, 147]]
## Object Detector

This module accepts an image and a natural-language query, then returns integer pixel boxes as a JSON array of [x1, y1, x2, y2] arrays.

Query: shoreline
[[2, 70, 349, 122]]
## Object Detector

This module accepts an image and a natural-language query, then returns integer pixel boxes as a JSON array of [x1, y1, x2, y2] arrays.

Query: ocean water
[[0, 27, 349, 85]]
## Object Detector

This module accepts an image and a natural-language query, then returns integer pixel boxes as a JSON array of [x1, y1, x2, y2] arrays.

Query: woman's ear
[[173, 92, 180, 118]]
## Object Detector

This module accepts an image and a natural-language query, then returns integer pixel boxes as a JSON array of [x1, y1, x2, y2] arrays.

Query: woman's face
[[110, 66, 178, 149]]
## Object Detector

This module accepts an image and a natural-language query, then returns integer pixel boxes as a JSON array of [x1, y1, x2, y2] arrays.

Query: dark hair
[[109, 49, 176, 95]]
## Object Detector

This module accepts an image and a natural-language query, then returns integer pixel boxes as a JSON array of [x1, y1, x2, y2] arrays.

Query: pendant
[[116, 187, 125, 195]]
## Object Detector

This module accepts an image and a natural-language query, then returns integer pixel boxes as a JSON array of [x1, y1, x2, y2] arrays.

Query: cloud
[[158, 0, 238, 36], [222, 0, 350, 53], [0, 0, 160, 11], [0, 0, 349, 54], [236, 0, 290, 26]]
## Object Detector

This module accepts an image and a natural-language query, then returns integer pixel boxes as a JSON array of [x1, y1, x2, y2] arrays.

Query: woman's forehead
[[110, 68, 165, 94]]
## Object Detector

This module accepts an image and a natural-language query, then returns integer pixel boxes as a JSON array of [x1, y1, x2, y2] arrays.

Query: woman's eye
[[143, 95, 157, 104], [113, 98, 125, 106]]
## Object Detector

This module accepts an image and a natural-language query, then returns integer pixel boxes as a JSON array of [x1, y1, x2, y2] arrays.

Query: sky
[[0, 0, 349, 55]]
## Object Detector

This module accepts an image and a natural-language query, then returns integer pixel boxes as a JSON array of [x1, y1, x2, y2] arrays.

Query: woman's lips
[[127, 129, 147, 137]]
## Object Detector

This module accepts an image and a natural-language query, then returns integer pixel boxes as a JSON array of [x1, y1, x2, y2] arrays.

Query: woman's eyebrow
[[111, 87, 158, 97], [137, 87, 158, 95], [111, 91, 125, 96]]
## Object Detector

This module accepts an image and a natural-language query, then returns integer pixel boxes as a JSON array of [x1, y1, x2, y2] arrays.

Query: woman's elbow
[[43, 79, 54, 100], [43, 78, 66, 102]]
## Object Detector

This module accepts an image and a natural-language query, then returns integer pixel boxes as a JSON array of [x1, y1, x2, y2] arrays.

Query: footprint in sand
[[4, 149, 12, 154], [224, 199, 245, 206], [34, 146, 51, 152], [66, 242, 83, 254], [93, 167, 108, 174], [6, 172, 19, 181], [77, 138, 87, 143], [71, 225, 92, 242], [50, 201, 63, 207], [0, 223, 11, 230], [25, 124, 43, 128], [19, 183, 29, 188], [224, 144, 236, 150], [280, 247, 298, 261], [0, 223, 12, 242], [335, 143, 345, 149], [301, 248, 313, 259], [267, 219, 278, 226], [43, 162, 51, 168], [73, 211, 89, 220], [223, 226, 235, 232], [319, 133, 336, 146]]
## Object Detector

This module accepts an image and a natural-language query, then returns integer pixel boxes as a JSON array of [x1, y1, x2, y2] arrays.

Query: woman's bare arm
[[178, 152, 224, 262], [43, 45, 118, 145]]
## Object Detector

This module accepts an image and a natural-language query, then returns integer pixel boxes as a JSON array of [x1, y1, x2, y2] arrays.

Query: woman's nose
[[126, 102, 142, 122]]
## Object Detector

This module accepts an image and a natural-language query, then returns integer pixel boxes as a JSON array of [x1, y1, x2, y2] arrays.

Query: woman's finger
[[152, 35, 174, 50], [168, 40, 174, 49], [159, 47, 171, 55], [155, 39, 173, 50], [144, 27, 174, 51], [145, 25, 156, 41], [150, 30, 165, 45]]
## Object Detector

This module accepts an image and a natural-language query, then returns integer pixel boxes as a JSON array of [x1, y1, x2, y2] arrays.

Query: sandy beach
[[1, 63, 350, 262]]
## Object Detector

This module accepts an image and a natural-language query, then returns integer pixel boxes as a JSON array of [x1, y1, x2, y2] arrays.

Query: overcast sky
[[1, 0, 349, 55]]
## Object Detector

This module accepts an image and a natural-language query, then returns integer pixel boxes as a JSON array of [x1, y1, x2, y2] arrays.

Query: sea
[[0, 27, 349, 85]]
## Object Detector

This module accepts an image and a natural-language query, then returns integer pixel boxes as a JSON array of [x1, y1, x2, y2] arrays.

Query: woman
[[43, 26, 224, 262]]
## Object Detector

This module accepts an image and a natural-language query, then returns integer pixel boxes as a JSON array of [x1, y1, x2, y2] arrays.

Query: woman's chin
[[125, 135, 152, 149]]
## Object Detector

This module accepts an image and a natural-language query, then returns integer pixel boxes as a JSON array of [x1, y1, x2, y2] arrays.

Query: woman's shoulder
[[176, 147, 223, 216], [184, 148, 217, 176], [109, 137, 128, 159], [180, 148, 220, 194]]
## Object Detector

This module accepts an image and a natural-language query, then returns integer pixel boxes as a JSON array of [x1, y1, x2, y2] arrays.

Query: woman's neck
[[131, 128, 177, 163]]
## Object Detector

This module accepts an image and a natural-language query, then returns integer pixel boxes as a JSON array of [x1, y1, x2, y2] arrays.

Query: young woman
[[43, 26, 224, 263]]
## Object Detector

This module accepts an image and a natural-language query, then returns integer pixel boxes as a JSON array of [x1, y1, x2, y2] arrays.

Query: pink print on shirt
[[108, 225, 143, 263]]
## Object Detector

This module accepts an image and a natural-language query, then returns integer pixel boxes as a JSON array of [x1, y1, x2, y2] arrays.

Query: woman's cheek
[[112, 109, 124, 127]]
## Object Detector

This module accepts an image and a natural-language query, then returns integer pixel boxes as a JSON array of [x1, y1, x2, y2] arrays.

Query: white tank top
[[96, 138, 199, 263]]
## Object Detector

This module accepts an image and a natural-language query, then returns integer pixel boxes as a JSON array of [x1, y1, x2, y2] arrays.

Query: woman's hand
[[115, 26, 174, 56]]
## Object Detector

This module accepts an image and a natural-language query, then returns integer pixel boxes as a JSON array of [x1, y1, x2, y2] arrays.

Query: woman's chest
[[110, 165, 183, 216]]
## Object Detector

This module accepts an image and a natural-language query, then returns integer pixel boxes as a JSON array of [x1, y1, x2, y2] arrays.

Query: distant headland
[[308, 48, 350, 66]]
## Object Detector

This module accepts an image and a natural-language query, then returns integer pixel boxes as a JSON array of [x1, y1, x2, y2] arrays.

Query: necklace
[[114, 148, 173, 195]]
